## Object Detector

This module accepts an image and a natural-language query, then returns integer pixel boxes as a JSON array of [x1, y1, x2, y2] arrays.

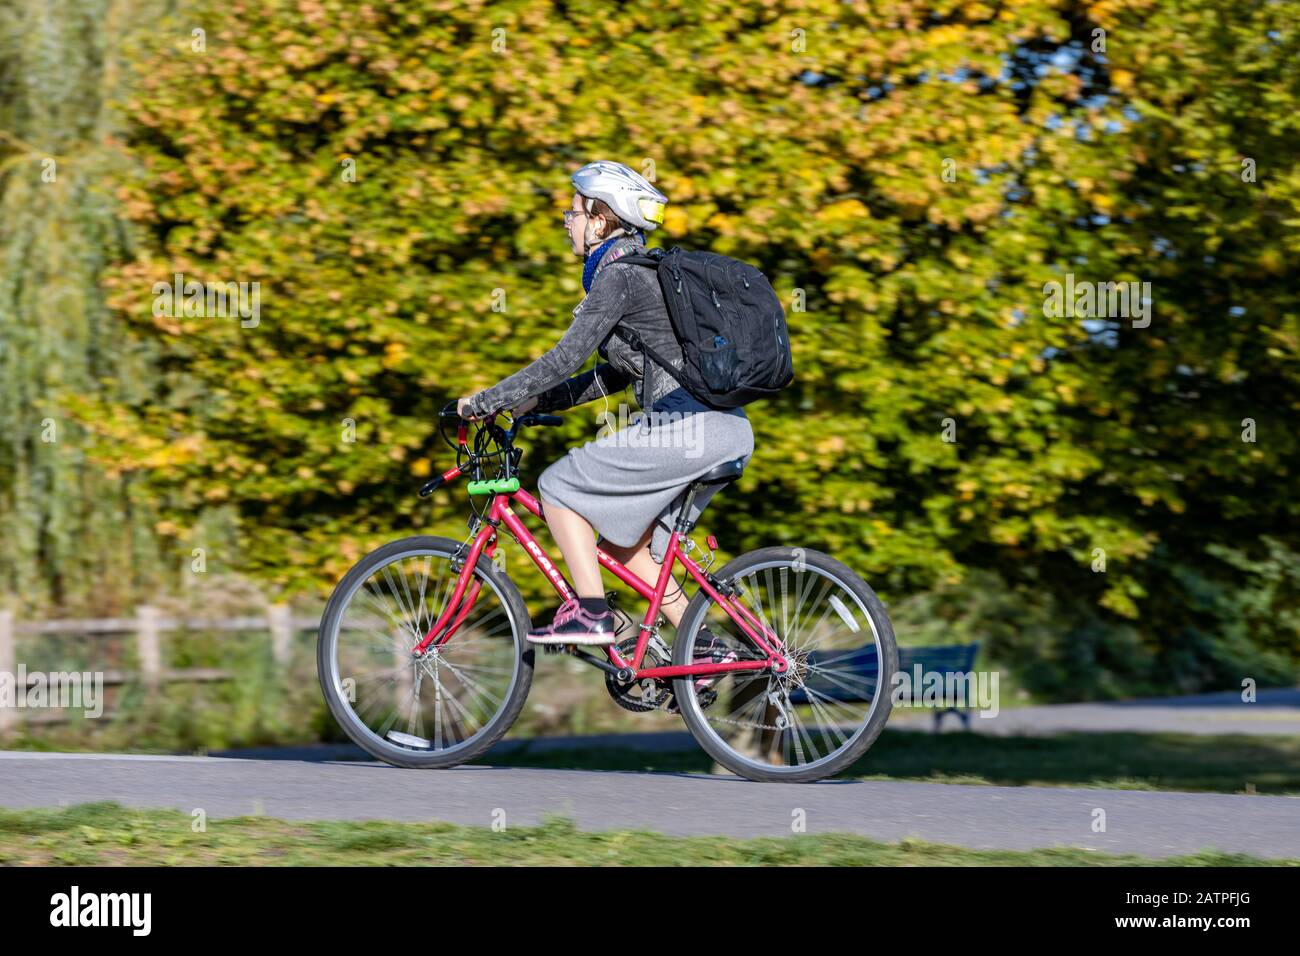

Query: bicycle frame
[[410, 483, 791, 681]]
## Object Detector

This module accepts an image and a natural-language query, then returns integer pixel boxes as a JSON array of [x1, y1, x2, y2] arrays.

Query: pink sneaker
[[694, 627, 738, 691], [527, 599, 618, 645], [665, 628, 737, 714]]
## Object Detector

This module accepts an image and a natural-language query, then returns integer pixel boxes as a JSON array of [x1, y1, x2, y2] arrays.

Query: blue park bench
[[788, 641, 982, 730]]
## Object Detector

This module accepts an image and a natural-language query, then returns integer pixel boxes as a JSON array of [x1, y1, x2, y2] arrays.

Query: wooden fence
[[0, 606, 319, 733]]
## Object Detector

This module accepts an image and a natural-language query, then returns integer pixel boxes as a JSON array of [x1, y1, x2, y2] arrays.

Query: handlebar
[[437, 402, 562, 433], [420, 404, 563, 497], [506, 413, 563, 440], [418, 465, 465, 497]]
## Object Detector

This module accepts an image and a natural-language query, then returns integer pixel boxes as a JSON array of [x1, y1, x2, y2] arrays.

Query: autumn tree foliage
[[0, 0, 170, 614], [25, 0, 1300, 692]]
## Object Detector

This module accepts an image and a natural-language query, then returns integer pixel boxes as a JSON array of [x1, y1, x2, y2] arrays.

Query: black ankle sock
[[577, 597, 610, 616]]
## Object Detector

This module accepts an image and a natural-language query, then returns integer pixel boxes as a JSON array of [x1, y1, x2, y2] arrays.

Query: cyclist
[[458, 161, 754, 645]]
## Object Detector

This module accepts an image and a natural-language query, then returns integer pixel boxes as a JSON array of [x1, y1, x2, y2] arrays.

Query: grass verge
[[0, 802, 1291, 866]]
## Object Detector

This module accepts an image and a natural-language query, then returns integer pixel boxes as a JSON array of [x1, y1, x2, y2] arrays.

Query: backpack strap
[[605, 250, 684, 407], [610, 253, 662, 269], [610, 324, 684, 409]]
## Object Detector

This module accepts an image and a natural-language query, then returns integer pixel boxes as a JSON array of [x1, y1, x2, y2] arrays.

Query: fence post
[[136, 605, 162, 690], [268, 604, 292, 671], [0, 610, 14, 738]]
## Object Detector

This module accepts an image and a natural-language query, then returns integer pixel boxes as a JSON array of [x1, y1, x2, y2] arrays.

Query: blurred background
[[0, 0, 1296, 782]]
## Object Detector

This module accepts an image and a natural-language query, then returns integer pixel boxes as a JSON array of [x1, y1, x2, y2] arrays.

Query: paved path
[[1, 751, 1296, 859], [197, 686, 1300, 764], [890, 687, 1300, 736]]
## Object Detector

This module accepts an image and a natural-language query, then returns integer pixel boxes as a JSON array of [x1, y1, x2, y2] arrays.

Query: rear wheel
[[671, 546, 897, 783], [317, 535, 534, 768]]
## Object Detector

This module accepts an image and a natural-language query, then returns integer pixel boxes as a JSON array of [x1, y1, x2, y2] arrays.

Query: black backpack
[[609, 247, 794, 410]]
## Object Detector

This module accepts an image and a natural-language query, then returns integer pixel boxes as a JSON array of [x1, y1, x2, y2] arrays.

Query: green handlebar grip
[[467, 477, 520, 495]]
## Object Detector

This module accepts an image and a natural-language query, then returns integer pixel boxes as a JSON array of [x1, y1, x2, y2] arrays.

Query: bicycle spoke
[[791, 599, 842, 657], [440, 658, 514, 677], [763, 567, 780, 642], [712, 673, 772, 729], [785, 578, 835, 654], [379, 565, 420, 637], [799, 688, 854, 749], [396, 560, 424, 637], [428, 561, 461, 633], [799, 680, 874, 722], [327, 546, 522, 758], [804, 645, 874, 670], [433, 655, 506, 712], [419, 660, 484, 742], [802, 663, 878, 699], [341, 661, 408, 683], [357, 586, 406, 639], [406, 673, 423, 738], [742, 571, 777, 643], [785, 701, 816, 765], [364, 681, 403, 733], [683, 554, 893, 779]]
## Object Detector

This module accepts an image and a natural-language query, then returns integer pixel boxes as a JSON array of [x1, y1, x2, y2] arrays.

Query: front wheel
[[672, 546, 897, 783], [317, 535, 534, 768]]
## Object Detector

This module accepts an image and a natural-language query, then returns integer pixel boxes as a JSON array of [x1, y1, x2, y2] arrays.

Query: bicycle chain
[[707, 714, 784, 732], [702, 680, 806, 733]]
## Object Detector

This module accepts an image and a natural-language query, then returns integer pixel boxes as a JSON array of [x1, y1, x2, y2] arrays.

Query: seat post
[[674, 483, 701, 533], [673, 459, 742, 535]]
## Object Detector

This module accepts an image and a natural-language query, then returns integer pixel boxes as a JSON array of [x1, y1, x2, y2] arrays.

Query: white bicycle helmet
[[571, 160, 667, 232]]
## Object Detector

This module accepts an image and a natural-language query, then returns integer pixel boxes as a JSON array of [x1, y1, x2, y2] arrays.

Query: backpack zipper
[[775, 313, 790, 378]]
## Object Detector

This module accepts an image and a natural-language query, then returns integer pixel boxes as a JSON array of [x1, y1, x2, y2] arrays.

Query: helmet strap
[[582, 216, 601, 254], [579, 195, 639, 257]]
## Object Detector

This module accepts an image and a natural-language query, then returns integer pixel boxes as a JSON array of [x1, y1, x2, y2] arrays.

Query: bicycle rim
[[677, 556, 891, 778], [323, 544, 524, 761]]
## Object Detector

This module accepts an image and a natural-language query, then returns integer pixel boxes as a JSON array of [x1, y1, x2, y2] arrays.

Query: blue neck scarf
[[582, 232, 645, 292], [582, 236, 622, 293]]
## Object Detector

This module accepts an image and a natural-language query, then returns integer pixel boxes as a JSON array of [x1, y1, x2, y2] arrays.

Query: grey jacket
[[464, 237, 686, 418]]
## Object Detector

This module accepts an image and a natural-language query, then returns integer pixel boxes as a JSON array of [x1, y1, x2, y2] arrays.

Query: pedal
[[542, 642, 576, 656]]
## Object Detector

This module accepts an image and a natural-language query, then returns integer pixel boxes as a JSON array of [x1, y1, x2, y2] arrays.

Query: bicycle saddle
[[692, 458, 745, 487]]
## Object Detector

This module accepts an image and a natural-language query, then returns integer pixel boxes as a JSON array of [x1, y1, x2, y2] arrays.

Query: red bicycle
[[317, 404, 897, 782]]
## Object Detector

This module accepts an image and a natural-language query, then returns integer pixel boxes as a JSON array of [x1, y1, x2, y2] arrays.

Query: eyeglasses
[[563, 209, 586, 226]]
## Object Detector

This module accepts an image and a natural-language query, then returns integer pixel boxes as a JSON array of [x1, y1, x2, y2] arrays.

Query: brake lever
[[506, 412, 559, 439]]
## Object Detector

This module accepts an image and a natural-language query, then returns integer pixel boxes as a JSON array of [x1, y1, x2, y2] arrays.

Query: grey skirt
[[537, 408, 755, 564]]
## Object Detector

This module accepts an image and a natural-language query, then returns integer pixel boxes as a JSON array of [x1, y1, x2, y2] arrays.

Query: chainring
[[605, 636, 675, 713]]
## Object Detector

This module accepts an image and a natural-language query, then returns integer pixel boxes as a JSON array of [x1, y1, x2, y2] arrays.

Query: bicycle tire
[[317, 535, 534, 768], [671, 546, 897, 783]]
